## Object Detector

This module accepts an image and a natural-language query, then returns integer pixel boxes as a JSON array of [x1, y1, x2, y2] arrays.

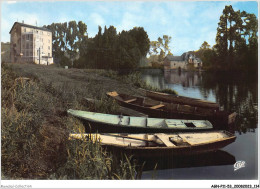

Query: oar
[[69, 133, 164, 146], [105, 133, 163, 145]]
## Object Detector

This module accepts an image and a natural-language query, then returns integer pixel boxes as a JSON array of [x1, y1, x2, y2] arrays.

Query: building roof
[[164, 55, 184, 61], [9, 22, 51, 34], [195, 58, 202, 63]]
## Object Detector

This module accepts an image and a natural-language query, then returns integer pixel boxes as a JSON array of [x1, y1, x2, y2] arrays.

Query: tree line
[[45, 21, 150, 71], [193, 5, 257, 72], [45, 21, 88, 66], [45, 5, 257, 72]]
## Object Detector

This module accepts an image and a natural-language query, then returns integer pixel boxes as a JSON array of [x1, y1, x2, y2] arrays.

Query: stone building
[[9, 22, 53, 65], [164, 55, 187, 70], [164, 53, 202, 70]]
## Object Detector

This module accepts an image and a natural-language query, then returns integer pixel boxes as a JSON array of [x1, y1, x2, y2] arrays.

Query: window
[[48, 39, 50, 43], [48, 53, 50, 57], [48, 46, 50, 50], [26, 43, 29, 49], [24, 28, 26, 32], [26, 34, 30, 40]]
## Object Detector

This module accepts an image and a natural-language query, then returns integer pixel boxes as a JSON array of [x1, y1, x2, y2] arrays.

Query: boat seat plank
[[178, 132, 227, 145], [155, 133, 176, 147], [124, 98, 137, 103], [150, 104, 165, 109]]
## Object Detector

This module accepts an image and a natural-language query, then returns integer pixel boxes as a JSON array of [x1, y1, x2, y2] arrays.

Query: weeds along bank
[[1, 64, 142, 179]]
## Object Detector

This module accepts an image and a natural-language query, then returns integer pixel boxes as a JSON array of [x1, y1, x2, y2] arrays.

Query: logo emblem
[[234, 160, 246, 171]]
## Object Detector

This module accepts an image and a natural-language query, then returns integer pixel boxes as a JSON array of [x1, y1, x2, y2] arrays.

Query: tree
[[215, 5, 258, 70], [46, 21, 88, 67], [158, 35, 172, 56], [129, 27, 150, 57], [148, 35, 172, 65], [66, 21, 79, 65], [200, 41, 211, 50], [149, 41, 160, 55], [77, 21, 88, 56], [76, 25, 150, 71], [194, 41, 216, 68]]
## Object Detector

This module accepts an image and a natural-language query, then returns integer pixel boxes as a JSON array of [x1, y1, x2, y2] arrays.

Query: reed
[[1, 64, 142, 180], [52, 133, 141, 179]]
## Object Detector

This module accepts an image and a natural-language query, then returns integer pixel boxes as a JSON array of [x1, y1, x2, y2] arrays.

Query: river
[[139, 69, 258, 180]]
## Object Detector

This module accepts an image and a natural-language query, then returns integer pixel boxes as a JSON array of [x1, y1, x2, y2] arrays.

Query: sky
[[1, 1, 258, 55]]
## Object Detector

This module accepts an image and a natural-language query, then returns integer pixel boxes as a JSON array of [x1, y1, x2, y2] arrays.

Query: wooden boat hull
[[84, 97, 148, 117], [106, 91, 237, 128], [113, 136, 235, 157], [67, 109, 213, 133], [144, 89, 220, 110], [70, 131, 236, 157]]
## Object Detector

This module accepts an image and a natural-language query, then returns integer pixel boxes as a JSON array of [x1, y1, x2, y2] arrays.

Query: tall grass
[[52, 134, 142, 179], [1, 64, 142, 179]]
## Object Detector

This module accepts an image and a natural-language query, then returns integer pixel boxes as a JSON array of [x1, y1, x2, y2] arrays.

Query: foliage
[[45, 21, 88, 66], [1, 64, 143, 179], [149, 35, 173, 64], [1, 65, 67, 179], [214, 5, 258, 71], [193, 41, 216, 68], [192, 6, 257, 72], [75, 26, 150, 71], [160, 88, 178, 95], [52, 135, 141, 180]]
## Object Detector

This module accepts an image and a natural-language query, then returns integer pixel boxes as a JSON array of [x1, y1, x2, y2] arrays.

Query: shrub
[[1, 64, 142, 180]]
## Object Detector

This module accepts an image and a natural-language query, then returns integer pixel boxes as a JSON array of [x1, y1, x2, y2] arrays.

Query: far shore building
[[164, 53, 202, 71], [9, 21, 53, 65]]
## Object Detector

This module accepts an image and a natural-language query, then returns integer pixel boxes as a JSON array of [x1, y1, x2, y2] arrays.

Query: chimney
[[22, 20, 24, 24]]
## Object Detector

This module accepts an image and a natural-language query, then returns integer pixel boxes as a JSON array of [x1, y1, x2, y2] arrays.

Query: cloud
[[116, 12, 140, 32], [1, 1, 254, 55], [7, 1, 16, 4], [90, 13, 105, 26], [1, 12, 40, 42]]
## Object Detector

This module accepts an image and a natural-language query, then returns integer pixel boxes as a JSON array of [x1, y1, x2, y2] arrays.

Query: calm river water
[[139, 69, 258, 180]]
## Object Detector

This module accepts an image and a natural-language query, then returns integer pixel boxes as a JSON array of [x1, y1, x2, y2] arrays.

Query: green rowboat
[[67, 109, 213, 133]]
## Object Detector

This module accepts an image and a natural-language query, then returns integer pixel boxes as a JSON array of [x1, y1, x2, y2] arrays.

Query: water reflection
[[137, 150, 235, 171], [141, 69, 258, 133], [164, 70, 202, 88]]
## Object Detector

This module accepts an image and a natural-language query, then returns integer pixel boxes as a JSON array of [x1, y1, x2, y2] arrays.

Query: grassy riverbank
[[1, 63, 146, 179]]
